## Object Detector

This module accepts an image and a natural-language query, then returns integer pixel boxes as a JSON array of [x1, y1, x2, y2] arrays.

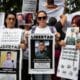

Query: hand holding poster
[[57, 27, 80, 80], [29, 34, 55, 74]]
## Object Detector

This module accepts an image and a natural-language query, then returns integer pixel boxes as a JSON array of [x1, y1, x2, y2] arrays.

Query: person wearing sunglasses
[[31, 10, 61, 80]]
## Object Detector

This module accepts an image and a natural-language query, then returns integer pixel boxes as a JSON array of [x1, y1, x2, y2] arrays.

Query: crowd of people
[[0, 9, 80, 80]]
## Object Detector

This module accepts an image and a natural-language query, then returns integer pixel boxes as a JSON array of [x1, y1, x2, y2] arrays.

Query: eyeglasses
[[37, 16, 47, 20]]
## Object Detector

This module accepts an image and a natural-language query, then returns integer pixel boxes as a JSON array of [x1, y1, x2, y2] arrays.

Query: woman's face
[[6, 14, 16, 28], [72, 19, 77, 27], [28, 14, 32, 21], [37, 12, 47, 28]]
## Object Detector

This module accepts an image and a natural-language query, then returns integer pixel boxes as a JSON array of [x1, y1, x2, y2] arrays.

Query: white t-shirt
[[2, 59, 16, 68], [34, 26, 55, 34]]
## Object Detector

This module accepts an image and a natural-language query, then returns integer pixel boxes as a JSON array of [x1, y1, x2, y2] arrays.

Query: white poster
[[57, 27, 80, 80], [0, 49, 22, 80], [22, 0, 37, 13], [0, 12, 5, 28], [0, 29, 23, 49], [39, 0, 65, 21], [29, 34, 55, 74]]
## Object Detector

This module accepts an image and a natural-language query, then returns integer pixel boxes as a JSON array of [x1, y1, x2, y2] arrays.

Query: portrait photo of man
[[35, 41, 50, 59], [2, 51, 16, 68]]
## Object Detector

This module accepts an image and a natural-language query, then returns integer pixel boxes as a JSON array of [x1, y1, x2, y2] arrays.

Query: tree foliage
[[0, 0, 22, 12], [65, 0, 80, 13]]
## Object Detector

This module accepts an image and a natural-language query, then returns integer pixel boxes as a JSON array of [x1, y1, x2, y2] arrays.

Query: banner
[[39, 0, 65, 21], [29, 34, 55, 74], [57, 27, 80, 80], [0, 29, 23, 49], [22, 0, 37, 13], [0, 49, 22, 80]]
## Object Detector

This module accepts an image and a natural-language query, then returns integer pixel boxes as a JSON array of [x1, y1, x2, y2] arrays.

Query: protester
[[51, 15, 67, 80], [22, 20, 32, 80], [4, 11, 27, 80], [69, 15, 80, 80], [26, 10, 61, 80], [59, 15, 80, 80]]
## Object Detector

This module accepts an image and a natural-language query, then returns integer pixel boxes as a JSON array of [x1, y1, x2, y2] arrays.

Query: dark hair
[[25, 13, 33, 23], [72, 15, 80, 27], [4, 11, 18, 28], [17, 14, 24, 20], [36, 10, 47, 18], [39, 40, 45, 44], [7, 52, 11, 55], [48, 17, 57, 26]]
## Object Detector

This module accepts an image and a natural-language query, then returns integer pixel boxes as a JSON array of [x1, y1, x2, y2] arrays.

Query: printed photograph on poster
[[65, 27, 79, 46], [29, 34, 55, 74], [17, 12, 33, 27], [0, 49, 20, 73], [66, 36, 75, 45], [0, 74, 16, 80]]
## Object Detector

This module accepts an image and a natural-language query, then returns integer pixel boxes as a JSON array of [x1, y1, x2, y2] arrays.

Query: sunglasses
[[37, 16, 47, 20]]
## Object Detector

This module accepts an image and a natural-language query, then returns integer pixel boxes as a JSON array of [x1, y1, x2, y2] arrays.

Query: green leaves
[[0, 0, 22, 12]]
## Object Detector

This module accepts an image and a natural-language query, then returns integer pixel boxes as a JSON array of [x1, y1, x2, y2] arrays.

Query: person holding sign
[[59, 15, 80, 80], [3, 12, 26, 80], [30, 10, 60, 80]]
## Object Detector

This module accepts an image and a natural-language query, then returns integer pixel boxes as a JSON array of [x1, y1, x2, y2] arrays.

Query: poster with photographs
[[0, 49, 22, 80], [0, 12, 5, 28], [29, 34, 55, 74], [22, 0, 37, 13], [57, 28, 80, 80], [0, 29, 23, 49], [39, 0, 65, 21], [16, 12, 33, 27]]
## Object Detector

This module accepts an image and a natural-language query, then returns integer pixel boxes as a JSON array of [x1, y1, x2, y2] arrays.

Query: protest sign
[[0, 29, 23, 49], [0, 49, 22, 80], [22, 0, 37, 13], [29, 34, 55, 74], [57, 27, 80, 80]]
